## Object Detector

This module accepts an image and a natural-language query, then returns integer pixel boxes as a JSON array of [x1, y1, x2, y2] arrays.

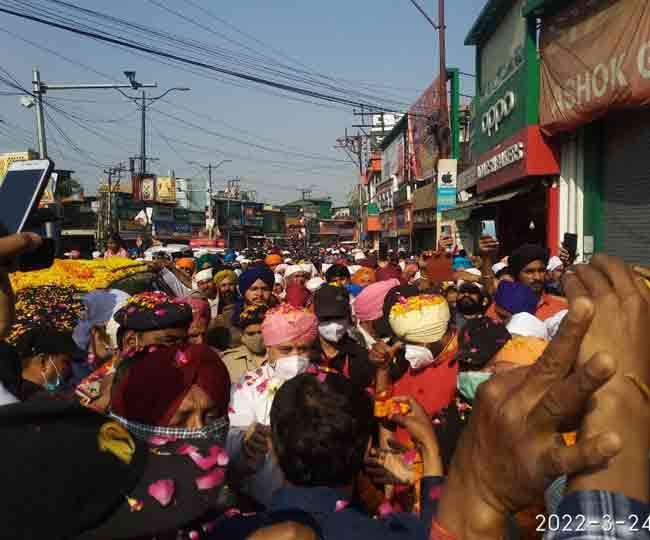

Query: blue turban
[[223, 250, 236, 264], [238, 264, 275, 296], [494, 281, 538, 315]]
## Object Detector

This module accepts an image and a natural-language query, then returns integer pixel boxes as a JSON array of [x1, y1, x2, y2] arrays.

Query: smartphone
[[0, 159, 56, 271], [563, 232, 578, 258], [0, 159, 55, 234]]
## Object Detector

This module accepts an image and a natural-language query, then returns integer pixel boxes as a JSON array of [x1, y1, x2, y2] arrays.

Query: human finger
[[521, 296, 594, 401], [631, 266, 650, 304], [562, 271, 590, 306], [530, 352, 617, 429], [0, 232, 42, 261], [574, 260, 615, 300], [590, 254, 640, 303], [541, 431, 622, 479]]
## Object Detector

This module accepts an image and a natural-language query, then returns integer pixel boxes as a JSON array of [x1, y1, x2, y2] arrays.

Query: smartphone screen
[[0, 159, 54, 234]]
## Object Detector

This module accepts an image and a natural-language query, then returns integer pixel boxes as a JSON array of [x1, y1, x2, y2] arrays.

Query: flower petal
[[148, 435, 177, 447], [176, 443, 199, 455], [147, 479, 175, 507], [224, 508, 241, 518], [189, 449, 219, 471], [378, 500, 394, 518], [335, 499, 349, 512], [402, 448, 418, 466], [196, 468, 225, 490], [216, 449, 229, 467]]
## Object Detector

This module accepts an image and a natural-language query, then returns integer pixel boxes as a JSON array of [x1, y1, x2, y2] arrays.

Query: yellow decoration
[[389, 294, 446, 318], [9, 258, 146, 292], [98, 421, 136, 465]]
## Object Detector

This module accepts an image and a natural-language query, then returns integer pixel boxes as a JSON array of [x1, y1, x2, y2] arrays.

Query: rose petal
[[216, 449, 229, 467], [175, 350, 189, 367], [148, 479, 175, 507], [154, 309, 167, 317], [189, 449, 219, 471], [148, 435, 177, 447], [224, 508, 242, 518], [317, 371, 327, 383], [202, 521, 216, 533], [378, 501, 394, 518], [189, 531, 199, 540], [428, 485, 442, 501], [402, 448, 418, 466], [196, 468, 225, 490], [176, 443, 199, 455], [335, 499, 349, 512]]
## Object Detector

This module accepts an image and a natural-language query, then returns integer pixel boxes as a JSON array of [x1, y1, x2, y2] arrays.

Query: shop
[[412, 183, 436, 252], [464, 0, 560, 255], [529, 0, 650, 264]]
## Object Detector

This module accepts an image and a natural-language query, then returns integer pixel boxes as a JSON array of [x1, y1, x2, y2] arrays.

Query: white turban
[[547, 256, 563, 272], [194, 268, 213, 283], [306, 277, 326, 293], [506, 312, 548, 340], [285, 265, 305, 279], [492, 262, 508, 274]]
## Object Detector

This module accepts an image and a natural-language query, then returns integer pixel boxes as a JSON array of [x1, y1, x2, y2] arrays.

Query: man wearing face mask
[[312, 285, 374, 390], [221, 305, 268, 383], [387, 294, 459, 446], [16, 327, 77, 400], [227, 304, 318, 507]]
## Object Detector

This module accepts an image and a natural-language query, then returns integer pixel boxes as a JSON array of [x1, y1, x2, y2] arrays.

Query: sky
[[0, 0, 486, 205]]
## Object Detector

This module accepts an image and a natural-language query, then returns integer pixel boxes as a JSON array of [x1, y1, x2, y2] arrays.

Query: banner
[[539, 0, 650, 134], [156, 176, 176, 203], [408, 77, 448, 181], [141, 178, 155, 201], [381, 135, 404, 183]]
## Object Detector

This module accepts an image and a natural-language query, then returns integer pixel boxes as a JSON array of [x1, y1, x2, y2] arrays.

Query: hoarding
[[156, 176, 176, 204]]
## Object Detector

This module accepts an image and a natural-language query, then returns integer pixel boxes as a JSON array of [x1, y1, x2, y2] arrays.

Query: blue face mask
[[41, 358, 62, 392]]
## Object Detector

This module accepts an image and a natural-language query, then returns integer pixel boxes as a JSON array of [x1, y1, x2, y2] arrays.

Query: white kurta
[[226, 363, 309, 507]]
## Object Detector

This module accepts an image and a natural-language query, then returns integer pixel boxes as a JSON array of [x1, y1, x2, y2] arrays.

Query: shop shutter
[[602, 109, 650, 265]]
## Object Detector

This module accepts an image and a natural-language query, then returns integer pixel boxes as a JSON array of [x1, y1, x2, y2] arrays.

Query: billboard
[[436, 159, 458, 212], [141, 178, 155, 201], [156, 176, 176, 203], [408, 77, 448, 181]]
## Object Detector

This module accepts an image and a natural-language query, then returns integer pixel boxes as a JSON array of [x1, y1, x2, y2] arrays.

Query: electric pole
[[190, 159, 232, 240]]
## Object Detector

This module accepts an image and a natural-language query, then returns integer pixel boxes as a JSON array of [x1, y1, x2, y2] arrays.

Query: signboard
[[119, 219, 146, 232], [436, 159, 458, 212], [174, 223, 192, 235], [539, 0, 650, 135], [408, 77, 447, 181], [476, 125, 560, 193], [141, 178, 155, 201], [381, 134, 404, 183], [457, 165, 478, 191], [156, 176, 176, 203]]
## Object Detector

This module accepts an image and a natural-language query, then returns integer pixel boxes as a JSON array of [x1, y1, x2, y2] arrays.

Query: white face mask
[[273, 355, 310, 381], [404, 344, 436, 370], [318, 320, 348, 343]]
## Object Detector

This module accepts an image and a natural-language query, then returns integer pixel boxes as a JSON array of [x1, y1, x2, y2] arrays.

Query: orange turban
[[485, 336, 548, 373], [351, 267, 376, 286], [176, 258, 195, 273], [265, 254, 283, 266]]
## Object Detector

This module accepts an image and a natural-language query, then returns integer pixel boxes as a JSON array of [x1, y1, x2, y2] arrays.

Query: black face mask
[[457, 296, 484, 316]]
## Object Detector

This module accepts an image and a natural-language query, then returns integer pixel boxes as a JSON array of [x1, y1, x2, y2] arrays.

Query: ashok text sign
[[539, 0, 650, 134]]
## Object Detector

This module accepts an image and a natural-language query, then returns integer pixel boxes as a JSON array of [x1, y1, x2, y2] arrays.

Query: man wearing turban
[[351, 267, 376, 288], [227, 304, 318, 506], [387, 294, 459, 444], [487, 244, 567, 322]]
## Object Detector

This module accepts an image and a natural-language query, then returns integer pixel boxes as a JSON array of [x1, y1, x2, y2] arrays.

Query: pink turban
[[262, 304, 318, 347], [182, 296, 211, 331], [354, 278, 400, 322]]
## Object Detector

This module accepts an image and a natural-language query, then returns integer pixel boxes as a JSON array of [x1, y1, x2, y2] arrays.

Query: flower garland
[[9, 257, 147, 292]]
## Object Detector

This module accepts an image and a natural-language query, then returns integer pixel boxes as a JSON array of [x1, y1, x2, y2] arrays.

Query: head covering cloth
[[265, 254, 283, 266], [238, 265, 275, 297], [389, 294, 450, 344], [351, 267, 376, 286], [181, 296, 211, 334], [175, 258, 195, 274], [494, 281, 539, 315], [506, 312, 548, 339], [214, 269, 237, 286], [72, 289, 130, 351], [261, 304, 318, 347], [110, 344, 230, 426], [376, 265, 403, 283], [354, 278, 400, 322], [113, 292, 193, 331], [509, 244, 550, 279]]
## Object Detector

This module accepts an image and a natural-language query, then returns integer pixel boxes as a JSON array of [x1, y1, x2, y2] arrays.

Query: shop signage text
[[482, 91, 516, 136], [477, 143, 525, 179], [540, 0, 650, 134]]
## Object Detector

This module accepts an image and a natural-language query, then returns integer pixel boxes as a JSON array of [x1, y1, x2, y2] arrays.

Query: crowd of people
[[0, 230, 649, 540]]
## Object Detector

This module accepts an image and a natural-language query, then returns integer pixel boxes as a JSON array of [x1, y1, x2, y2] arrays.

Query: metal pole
[[436, 0, 448, 250], [140, 90, 146, 175], [32, 68, 47, 158], [107, 168, 113, 234], [207, 163, 213, 239]]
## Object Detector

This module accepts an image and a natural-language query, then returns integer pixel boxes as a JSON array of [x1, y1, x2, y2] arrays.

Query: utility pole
[[32, 68, 47, 159], [190, 159, 232, 240], [436, 0, 449, 250], [335, 130, 365, 247]]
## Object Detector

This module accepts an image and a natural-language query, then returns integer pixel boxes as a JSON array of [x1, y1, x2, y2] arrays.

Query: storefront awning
[[441, 187, 530, 221]]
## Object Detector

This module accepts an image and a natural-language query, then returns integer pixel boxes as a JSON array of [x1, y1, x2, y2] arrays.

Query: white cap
[[354, 252, 365, 262], [285, 265, 305, 278], [492, 261, 508, 274], [547, 256, 563, 272], [506, 313, 548, 340], [465, 268, 482, 277]]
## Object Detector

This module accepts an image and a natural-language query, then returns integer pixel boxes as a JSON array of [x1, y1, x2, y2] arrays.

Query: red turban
[[111, 344, 230, 426]]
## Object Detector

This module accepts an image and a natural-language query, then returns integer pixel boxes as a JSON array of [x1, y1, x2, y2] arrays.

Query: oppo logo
[[481, 91, 516, 136]]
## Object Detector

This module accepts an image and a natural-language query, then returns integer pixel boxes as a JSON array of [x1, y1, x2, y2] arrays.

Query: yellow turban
[[214, 269, 237, 285], [388, 294, 450, 344]]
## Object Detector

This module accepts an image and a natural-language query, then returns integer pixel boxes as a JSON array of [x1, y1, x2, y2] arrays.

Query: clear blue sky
[[0, 0, 485, 205]]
